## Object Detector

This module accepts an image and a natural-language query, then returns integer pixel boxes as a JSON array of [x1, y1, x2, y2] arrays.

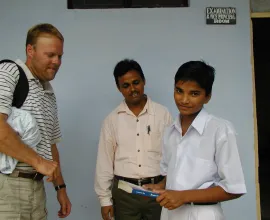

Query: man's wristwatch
[[55, 183, 66, 191]]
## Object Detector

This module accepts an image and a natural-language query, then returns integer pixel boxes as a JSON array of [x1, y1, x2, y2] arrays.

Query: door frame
[[250, 11, 270, 220]]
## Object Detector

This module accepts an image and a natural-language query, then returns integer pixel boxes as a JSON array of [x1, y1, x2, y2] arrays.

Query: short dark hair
[[174, 61, 215, 96], [113, 59, 145, 87]]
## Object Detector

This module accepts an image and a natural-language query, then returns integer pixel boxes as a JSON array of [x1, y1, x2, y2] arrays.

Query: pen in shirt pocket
[[147, 125, 151, 135]]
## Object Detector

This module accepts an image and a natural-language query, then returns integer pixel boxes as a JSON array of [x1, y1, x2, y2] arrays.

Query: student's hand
[[34, 157, 59, 182], [57, 189, 72, 218], [101, 205, 114, 220], [142, 182, 165, 191], [155, 190, 187, 210]]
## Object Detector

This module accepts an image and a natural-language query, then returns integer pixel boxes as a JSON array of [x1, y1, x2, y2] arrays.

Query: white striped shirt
[[0, 59, 62, 170]]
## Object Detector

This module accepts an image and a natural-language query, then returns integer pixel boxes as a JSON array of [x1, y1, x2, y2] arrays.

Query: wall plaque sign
[[206, 7, 236, 25]]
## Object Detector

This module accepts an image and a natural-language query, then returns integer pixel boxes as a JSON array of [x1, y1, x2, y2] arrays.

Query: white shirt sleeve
[[215, 122, 247, 194], [0, 62, 20, 116], [51, 96, 62, 144], [160, 109, 173, 176], [94, 118, 116, 206]]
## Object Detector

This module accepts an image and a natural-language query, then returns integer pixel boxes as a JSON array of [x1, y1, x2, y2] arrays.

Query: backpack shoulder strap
[[0, 59, 29, 108]]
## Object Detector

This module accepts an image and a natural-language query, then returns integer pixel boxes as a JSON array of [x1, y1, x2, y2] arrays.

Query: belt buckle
[[138, 177, 153, 186]]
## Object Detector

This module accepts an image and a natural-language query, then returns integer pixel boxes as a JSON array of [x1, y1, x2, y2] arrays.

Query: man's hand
[[57, 189, 72, 218], [155, 190, 186, 210], [142, 182, 165, 191], [34, 158, 59, 182], [142, 176, 166, 192], [101, 205, 114, 220]]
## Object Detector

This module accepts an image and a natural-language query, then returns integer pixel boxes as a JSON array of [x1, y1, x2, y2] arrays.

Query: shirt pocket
[[148, 131, 162, 153], [116, 131, 133, 161], [145, 131, 162, 160], [144, 131, 162, 166], [178, 152, 216, 189]]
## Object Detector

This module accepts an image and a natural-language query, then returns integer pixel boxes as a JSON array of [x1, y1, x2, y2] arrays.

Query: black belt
[[114, 175, 164, 186], [186, 202, 218, 205], [1, 171, 44, 181]]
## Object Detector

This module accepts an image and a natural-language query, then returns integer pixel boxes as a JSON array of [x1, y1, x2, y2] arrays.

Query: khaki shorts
[[0, 173, 47, 220]]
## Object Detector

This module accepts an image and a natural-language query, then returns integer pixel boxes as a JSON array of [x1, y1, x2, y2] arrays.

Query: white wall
[[0, 0, 256, 219]]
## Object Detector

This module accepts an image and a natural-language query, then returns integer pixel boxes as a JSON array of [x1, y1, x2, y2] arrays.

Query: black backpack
[[0, 59, 29, 108]]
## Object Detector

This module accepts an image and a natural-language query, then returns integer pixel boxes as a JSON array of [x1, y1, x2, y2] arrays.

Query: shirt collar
[[170, 108, 209, 135], [191, 108, 209, 135], [15, 59, 54, 93], [117, 96, 155, 115]]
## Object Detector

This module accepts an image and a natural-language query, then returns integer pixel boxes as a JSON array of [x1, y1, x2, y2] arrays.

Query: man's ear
[[205, 93, 212, 104], [26, 44, 34, 58], [116, 82, 122, 92]]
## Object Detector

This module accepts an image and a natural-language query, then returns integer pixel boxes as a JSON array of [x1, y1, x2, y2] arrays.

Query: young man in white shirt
[[95, 59, 172, 220], [144, 60, 246, 220]]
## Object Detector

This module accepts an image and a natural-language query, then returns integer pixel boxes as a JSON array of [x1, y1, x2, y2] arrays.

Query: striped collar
[[15, 59, 54, 93]]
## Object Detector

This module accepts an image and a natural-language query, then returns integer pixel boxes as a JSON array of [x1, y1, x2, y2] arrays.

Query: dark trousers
[[112, 179, 162, 220]]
